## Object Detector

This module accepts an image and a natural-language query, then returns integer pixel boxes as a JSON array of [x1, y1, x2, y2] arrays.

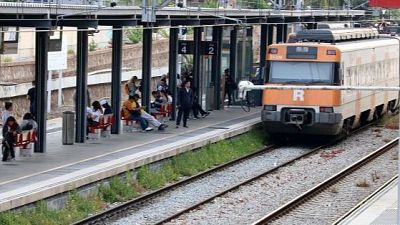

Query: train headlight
[[319, 107, 334, 113], [264, 105, 277, 111]]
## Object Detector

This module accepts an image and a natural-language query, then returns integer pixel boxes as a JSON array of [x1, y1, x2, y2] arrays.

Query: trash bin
[[62, 111, 75, 145]]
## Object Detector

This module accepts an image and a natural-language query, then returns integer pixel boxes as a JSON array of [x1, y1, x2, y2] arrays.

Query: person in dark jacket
[[176, 80, 193, 128], [224, 69, 237, 105], [2, 116, 21, 161]]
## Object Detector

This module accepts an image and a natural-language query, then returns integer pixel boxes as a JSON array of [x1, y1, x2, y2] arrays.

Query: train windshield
[[269, 61, 335, 84]]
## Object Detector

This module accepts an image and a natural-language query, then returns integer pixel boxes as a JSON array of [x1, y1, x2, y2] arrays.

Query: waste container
[[62, 111, 75, 145]]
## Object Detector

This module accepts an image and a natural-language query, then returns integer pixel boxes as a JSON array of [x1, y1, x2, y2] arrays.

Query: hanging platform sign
[[48, 31, 67, 71], [178, 40, 217, 55]]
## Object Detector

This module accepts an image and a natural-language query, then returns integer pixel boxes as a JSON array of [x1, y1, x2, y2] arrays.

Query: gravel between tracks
[[164, 128, 397, 225], [270, 147, 398, 225], [110, 146, 316, 225]]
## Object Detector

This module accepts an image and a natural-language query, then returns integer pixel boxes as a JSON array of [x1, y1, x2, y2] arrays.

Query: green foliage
[[88, 40, 97, 52], [125, 28, 143, 44], [157, 29, 169, 39], [202, 0, 218, 8], [0, 129, 266, 225], [2, 56, 12, 63]]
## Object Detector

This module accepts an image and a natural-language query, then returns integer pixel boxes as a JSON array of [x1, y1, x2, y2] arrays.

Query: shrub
[[125, 28, 143, 44]]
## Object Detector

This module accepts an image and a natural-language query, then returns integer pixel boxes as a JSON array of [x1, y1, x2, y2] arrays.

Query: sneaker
[[193, 117, 200, 120], [158, 126, 165, 131], [176, 125, 179, 128], [162, 124, 169, 128], [145, 127, 153, 131], [202, 112, 210, 118], [183, 125, 189, 128]]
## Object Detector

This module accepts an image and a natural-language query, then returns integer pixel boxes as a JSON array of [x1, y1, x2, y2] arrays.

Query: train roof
[[295, 28, 379, 42]]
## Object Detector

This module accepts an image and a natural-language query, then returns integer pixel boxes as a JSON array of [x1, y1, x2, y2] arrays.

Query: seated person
[[20, 113, 37, 131], [122, 96, 153, 131], [150, 91, 164, 114], [87, 101, 103, 134], [100, 99, 113, 115], [160, 90, 172, 104], [124, 94, 167, 131]]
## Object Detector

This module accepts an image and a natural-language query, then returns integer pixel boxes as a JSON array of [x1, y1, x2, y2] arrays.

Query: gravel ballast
[[164, 128, 397, 225]]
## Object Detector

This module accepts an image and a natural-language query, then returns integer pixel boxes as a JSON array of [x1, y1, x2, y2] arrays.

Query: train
[[261, 28, 400, 137]]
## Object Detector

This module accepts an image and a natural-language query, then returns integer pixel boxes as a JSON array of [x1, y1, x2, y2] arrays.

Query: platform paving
[[339, 178, 398, 225], [0, 106, 261, 211]]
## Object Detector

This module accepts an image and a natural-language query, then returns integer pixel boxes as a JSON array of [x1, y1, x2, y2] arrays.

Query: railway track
[[251, 138, 398, 225], [74, 123, 380, 225]]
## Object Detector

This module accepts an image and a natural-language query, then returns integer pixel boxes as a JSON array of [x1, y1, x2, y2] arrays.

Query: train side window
[[334, 63, 341, 85]]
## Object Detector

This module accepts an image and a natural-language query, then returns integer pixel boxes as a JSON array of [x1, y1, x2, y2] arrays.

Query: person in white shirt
[[1, 102, 13, 125], [87, 101, 103, 134]]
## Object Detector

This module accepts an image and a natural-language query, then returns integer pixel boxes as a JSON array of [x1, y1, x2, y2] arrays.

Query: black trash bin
[[62, 111, 75, 145]]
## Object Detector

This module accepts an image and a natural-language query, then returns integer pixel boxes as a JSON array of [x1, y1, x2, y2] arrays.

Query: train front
[[262, 44, 343, 136]]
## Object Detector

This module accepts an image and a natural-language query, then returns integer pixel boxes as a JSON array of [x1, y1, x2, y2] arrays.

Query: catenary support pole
[[34, 28, 49, 153], [168, 27, 178, 120], [75, 29, 88, 143], [212, 26, 223, 110], [111, 26, 122, 134], [142, 26, 152, 113]]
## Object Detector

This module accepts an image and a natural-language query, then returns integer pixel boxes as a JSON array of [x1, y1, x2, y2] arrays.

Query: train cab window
[[269, 61, 335, 84]]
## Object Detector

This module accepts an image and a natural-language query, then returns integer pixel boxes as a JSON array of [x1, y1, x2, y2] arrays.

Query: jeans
[[129, 115, 148, 130], [141, 111, 162, 128]]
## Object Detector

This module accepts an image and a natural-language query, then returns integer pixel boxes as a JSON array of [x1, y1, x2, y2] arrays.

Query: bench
[[13, 130, 36, 157], [121, 117, 141, 133], [88, 114, 114, 139], [151, 103, 173, 122]]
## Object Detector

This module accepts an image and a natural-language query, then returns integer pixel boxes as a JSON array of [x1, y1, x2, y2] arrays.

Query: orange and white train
[[262, 28, 400, 136]]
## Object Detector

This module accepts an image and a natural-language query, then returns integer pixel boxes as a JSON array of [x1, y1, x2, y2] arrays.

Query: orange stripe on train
[[263, 89, 341, 106]]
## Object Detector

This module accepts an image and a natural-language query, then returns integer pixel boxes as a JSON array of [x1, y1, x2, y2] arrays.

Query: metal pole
[[229, 27, 237, 83], [267, 25, 274, 46], [34, 28, 48, 153], [169, 28, 178, 120], [276, 24, 283, 43], [212, 26, 223, 110], [58, 70, 63, 107], [142, 26, 152, 113], [47, 71, 52, 113], [193, 27, 202, 98], [111, 27, 122, 134], [259, 24, 268, 81], [283, 24, 288, 43], [75, 29, 88, 143], [241, 26, 247, 79]]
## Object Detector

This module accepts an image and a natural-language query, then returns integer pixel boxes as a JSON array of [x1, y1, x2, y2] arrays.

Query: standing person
[[224, 69, 236, 105], [176, 81, 193, 128], [1, 102, 13, 125], [124, 76, 138, 99], [27, 81, 36, 118], [2, 116, 20, 161]]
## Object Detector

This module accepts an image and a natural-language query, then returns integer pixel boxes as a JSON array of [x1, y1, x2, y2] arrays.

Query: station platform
[[0, 106, 261, 212], [337, 177, 398, 225]]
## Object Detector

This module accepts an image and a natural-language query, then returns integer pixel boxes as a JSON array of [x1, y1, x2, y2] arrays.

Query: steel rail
[[332, 174, 398, 225], [252, 138, 398, 225], [74, 121, 378, 225], [72, 144, 279, 225]]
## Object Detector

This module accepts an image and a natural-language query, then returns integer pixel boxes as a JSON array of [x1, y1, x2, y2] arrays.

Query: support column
[[267, 25, 274, 46], [111, 26, 122, 134], [229, 27, 237, 83], [142, 27, 152, 113], [212, 26, 223, 110], [168, 28, 178, 120], [75, 29, 88, 143], [283, 24, 288, 43], [259, 24, 268, 81], [34, 29, 48, 153], [193, 27, 202, 98], [276, 24, 284, 43]]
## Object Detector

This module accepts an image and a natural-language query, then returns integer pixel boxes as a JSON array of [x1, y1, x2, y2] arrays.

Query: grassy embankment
[[0, 129, 266, 225]]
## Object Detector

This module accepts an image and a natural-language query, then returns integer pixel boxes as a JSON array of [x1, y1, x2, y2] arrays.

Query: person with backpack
[[2, 116, 21, 161]]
